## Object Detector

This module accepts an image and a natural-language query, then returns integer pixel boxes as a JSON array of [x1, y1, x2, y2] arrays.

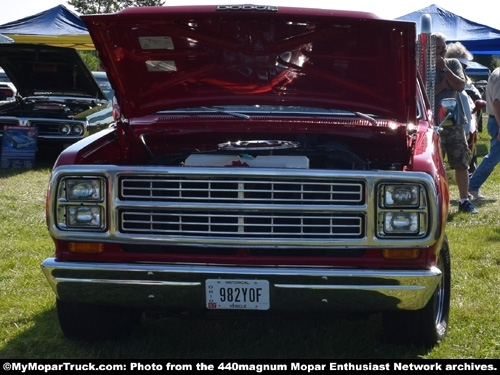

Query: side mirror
[[436, 98, 457, 131], [111, 97, 121, 121]]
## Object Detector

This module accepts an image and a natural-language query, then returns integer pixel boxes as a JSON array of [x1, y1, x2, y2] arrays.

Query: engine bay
[[135, 132, 409, 171], [1, 97, 102, 119]]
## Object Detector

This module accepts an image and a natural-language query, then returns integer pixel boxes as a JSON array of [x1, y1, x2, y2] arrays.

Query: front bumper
[[41, 258, 441, 312]]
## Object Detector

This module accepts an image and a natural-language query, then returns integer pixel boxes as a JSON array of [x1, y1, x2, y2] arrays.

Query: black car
[[72, 71, 116, 137], [0, 68, 16, 102], [0, 44, 113, 152]]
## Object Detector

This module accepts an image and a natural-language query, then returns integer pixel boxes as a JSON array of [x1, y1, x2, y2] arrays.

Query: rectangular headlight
[[65, 178, 103, 201], [56, 176, 106, 231], [67, 206, 102, 228], [383, 212, 420, 234], [377, 182, 428, 238], [383, 184, 420, 207]]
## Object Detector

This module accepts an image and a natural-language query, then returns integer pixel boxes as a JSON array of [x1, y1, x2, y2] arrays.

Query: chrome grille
[[120, 177, 364, 204], [0, 118, 85, 136], [120, 210, 364, 239], [29, 120, 85, 135], [119, 174, 365, 240]]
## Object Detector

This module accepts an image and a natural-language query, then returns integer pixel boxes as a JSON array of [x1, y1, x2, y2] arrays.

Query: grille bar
[[120, 210, 364, 239], [120, 177, 364, 205]]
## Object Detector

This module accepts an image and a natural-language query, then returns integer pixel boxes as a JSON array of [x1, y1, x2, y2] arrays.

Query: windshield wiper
[[353, 111, 377, 126], [201, 106, 251, 120]]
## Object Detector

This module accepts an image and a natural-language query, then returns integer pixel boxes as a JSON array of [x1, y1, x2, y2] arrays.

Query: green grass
[[1, 124, 499, 359]]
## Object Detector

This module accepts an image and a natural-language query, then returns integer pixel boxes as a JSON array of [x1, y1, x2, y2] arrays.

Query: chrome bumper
[[41, 258, 441, 312]]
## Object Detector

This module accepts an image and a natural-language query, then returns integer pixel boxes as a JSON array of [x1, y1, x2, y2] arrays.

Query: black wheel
[[57, 300, 142, 341], [382, 237, 451, 347]]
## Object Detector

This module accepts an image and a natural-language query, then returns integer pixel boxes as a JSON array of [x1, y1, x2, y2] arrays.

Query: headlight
[[56, 177, 106, 230], [67, 206, 102, 228], [377, 183, 428, 237], [72, 123, 85, 136], [60, 123, 71, 135], [65, 179, 102, 201], [383, 185, 419, 207], [383, 212, 419, 234]]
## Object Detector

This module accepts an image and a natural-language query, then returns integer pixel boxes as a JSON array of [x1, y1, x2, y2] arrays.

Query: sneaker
[[458, 200, 478, 214], [468, 190, 486, 201]]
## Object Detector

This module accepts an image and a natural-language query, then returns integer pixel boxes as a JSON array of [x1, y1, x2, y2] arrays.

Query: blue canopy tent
[[0, 4, 93, 50], [465, 61, 490, 77], [396, 4, 500, 55]]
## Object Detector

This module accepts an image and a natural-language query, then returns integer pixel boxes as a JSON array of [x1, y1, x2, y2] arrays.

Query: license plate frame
[[206, 279, 270, 310]]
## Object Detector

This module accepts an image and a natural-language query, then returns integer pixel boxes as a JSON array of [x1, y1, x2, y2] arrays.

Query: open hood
[[82, 5, 417, 122], [0, 43, 106, 99]]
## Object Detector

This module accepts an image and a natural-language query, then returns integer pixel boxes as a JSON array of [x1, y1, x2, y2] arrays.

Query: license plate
[[206, 279, 270, 310]]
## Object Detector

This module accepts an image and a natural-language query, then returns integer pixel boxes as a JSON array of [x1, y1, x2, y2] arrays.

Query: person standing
[[468, 67, 500, 200], [433, 33, 478, 214], [445, 42, 477, 138]]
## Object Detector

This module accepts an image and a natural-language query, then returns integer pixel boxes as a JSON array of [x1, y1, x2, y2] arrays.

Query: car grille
[[0, 118, 85, 137], [29, 120, 85, 136], [118, 174, 366, 240], [0, 118, 20, 131]]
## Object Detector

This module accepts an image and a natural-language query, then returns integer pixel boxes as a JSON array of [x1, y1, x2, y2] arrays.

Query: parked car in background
[[92, 71, 115, 101], [466, 88, 486, 176], [474, 80, 487, 101], [0, 68, 17, 102], [42, 5, 453, 347], [0, 44, 113, 152], [72, 71, 116, 136]]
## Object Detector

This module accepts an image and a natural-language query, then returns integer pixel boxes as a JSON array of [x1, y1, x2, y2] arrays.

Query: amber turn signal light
[[68, 242, 104, 254], [382, 249, 421, 260]]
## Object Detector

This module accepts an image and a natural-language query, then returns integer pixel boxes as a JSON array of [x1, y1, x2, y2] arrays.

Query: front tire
[[382, 237, 451, 347], [57, 300, 142, 341]]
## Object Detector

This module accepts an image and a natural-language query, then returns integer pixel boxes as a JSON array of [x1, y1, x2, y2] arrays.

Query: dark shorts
[[440, 125, 471, 170]]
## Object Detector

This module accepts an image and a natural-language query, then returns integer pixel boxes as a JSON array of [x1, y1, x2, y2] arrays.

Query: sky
[[1, 0, 499, 31]]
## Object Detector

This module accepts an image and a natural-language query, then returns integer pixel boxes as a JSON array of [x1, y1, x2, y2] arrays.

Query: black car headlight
[[72, 123, 85, 136]]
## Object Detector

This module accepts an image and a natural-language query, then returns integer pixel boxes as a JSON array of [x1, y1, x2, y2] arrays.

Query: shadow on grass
[[0, 308, 430, 359], [447, 197, 498, 221], [475, 143, 489, 158]]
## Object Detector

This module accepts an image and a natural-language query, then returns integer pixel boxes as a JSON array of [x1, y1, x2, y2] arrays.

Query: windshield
[[93, 73, 115, 101], [0, 70, 11, 83]]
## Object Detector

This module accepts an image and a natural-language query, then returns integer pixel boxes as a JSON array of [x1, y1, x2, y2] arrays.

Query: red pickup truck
[[41, 5, 453, 346]]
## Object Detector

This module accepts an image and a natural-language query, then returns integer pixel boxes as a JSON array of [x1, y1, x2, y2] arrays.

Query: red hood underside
[[82, 5, 417, 122]]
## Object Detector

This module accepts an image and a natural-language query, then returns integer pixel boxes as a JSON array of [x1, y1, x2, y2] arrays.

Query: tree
[[474, 55, 499, 72], [68, 0, 165, 14], [79, 51, 100, 71]]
